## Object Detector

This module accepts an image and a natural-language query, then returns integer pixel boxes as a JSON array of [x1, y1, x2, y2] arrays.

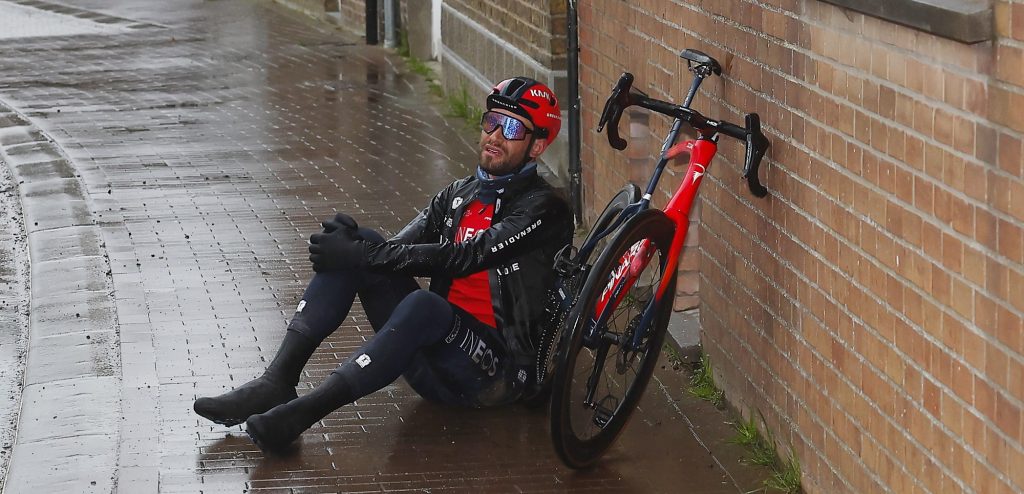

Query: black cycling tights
[[286, 228, 514, 408]]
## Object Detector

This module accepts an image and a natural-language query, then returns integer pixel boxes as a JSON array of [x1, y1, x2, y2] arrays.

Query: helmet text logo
[[529, 89, 551, 100]]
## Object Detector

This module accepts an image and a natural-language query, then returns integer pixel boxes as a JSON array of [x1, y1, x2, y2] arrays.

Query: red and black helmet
[[486, 77, 561, 146]]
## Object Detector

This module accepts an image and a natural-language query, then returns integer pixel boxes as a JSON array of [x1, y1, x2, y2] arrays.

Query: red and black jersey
[[447, 199, 496, 327]]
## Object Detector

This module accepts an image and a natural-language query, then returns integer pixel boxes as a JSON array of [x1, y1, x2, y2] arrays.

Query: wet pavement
[[0, 0, 764, 492]]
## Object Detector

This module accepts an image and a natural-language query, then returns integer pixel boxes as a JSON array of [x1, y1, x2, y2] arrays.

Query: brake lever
[[596, 91, 619, 133], [742, 113, 770, 198], [597, 73, 633, 151]]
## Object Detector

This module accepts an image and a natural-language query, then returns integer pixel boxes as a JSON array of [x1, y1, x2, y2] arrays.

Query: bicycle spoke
[[584, 340, 612, 406], [566, 247, 663, 441]]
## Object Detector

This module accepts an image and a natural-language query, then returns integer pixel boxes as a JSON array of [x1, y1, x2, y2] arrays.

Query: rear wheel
[[549, 209, 677, 469], [580, 182, 640, 249]]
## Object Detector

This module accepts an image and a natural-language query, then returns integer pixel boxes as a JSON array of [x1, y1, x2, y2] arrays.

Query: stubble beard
[[479, 145, 529, 177]]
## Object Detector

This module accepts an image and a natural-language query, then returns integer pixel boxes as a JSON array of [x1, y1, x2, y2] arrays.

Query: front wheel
[[526, 183, 641, 406], [549, 209, 677, 469]]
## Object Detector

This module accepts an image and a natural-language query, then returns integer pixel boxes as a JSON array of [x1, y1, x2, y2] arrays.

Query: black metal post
[[567, 0, 582, 225], [365, 0, 378, 45]]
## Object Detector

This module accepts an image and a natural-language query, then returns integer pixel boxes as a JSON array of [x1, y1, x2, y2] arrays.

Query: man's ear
[[529, 138, 549, 159]]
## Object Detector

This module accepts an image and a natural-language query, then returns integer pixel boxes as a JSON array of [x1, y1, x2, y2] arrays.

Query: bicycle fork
[[579, 241, 658, 420]]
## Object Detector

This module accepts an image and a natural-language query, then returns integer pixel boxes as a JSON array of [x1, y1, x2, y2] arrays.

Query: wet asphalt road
[[0, 1, 759, 492]]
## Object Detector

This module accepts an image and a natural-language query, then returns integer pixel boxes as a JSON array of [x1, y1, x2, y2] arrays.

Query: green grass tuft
[[408, 58, 432, 77], [764, 453, 802, 493], [427, 80, 443, 97], [730, 414, 775, 467], [393, 29, 480, 130], [444, 85, 483, 127], [688, 353, 724, 407], [662, 344, 683, 369], [730, 411, 803, 493], [397, 29, 411, 58], [729, 414, 760, 447]]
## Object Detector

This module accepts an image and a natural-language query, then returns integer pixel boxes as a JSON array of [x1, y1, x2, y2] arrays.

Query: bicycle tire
[[549, 209, 677, 469], [580, 182, 640, 249], [526, 182, 642, 406]]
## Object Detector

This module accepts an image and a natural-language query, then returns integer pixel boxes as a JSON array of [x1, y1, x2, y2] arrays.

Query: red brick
[[997, 218, 1023, 264], [991, 85, 1024, 133], [997, 131, 1023, 177]]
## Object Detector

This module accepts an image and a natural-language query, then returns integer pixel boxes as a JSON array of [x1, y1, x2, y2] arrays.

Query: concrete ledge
[[665, 308, 703, 364], [33, 256, 109, 294], [820, 0, 993, 44]]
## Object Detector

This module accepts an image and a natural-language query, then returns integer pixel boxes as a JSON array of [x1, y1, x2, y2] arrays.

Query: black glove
[[321, 212, 358, 234], [309, 216, 366, 272]]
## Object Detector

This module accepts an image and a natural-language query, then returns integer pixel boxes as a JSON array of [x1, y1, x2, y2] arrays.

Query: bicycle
[[533, 48, 770, 469]]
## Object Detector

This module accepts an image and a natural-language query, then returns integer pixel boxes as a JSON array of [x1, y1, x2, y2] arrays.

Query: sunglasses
[[480, 111, 534, 141]]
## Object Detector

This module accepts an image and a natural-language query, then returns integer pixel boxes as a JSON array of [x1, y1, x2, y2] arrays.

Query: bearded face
[[478, 109, 540, 176]]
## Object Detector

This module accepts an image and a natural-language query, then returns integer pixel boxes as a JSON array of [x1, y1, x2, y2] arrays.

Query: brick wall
[[580, 0, 1024, 492], [439, 0, 569, 181]]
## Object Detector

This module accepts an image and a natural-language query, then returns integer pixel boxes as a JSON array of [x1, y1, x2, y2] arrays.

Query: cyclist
[[193, 77, 573, 452]]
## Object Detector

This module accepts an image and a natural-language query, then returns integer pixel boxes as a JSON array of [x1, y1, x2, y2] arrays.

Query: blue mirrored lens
[[501, 116, 526, 140], [480, 111, 530, 141]]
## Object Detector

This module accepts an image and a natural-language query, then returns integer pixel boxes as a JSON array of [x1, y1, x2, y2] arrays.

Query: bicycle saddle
[[679, 49, 722, 76]]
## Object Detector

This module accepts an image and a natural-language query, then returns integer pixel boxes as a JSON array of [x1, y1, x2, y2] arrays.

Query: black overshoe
[[194, 375, 298, 426], [246, 371, 354, 453], [195, 330, 318, 426], [244, 399, 315, 453]]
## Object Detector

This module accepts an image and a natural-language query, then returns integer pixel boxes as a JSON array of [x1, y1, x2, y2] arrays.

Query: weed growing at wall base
[[765, 453, 801, 493], [396, 29, 442, 97], [394, 30, 479, 124], [445, 85, 483, 128], [730, 414, 775, 467], [662, 344, 684, 369], [688, 352, 802, 493], [688, 352, 724, 407], [729, 411, 802, 494]]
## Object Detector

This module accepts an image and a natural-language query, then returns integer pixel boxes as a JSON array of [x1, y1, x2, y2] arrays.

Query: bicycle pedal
[[552, 244, 580, 276], [592, 395, 618, 428]]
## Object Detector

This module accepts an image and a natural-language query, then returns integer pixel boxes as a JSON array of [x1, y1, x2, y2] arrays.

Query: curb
[[0, 102, 122, 493], [665, 308, 703, 364]]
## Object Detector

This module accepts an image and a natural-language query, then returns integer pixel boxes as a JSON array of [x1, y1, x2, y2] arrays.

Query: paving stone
[[23, 330, 118, 384], [27, 224, 104, 261], [3, 434, 116, 493], [29, 289, 115, 339], [14, 377, 119, 443]]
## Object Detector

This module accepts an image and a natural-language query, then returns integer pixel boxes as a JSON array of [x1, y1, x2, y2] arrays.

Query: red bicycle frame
[[583, 58, 768, 349], [591, 137, 717, 326]]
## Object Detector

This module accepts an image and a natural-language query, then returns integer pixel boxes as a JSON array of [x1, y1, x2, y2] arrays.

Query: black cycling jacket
[[363, 172, 573, 389]]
